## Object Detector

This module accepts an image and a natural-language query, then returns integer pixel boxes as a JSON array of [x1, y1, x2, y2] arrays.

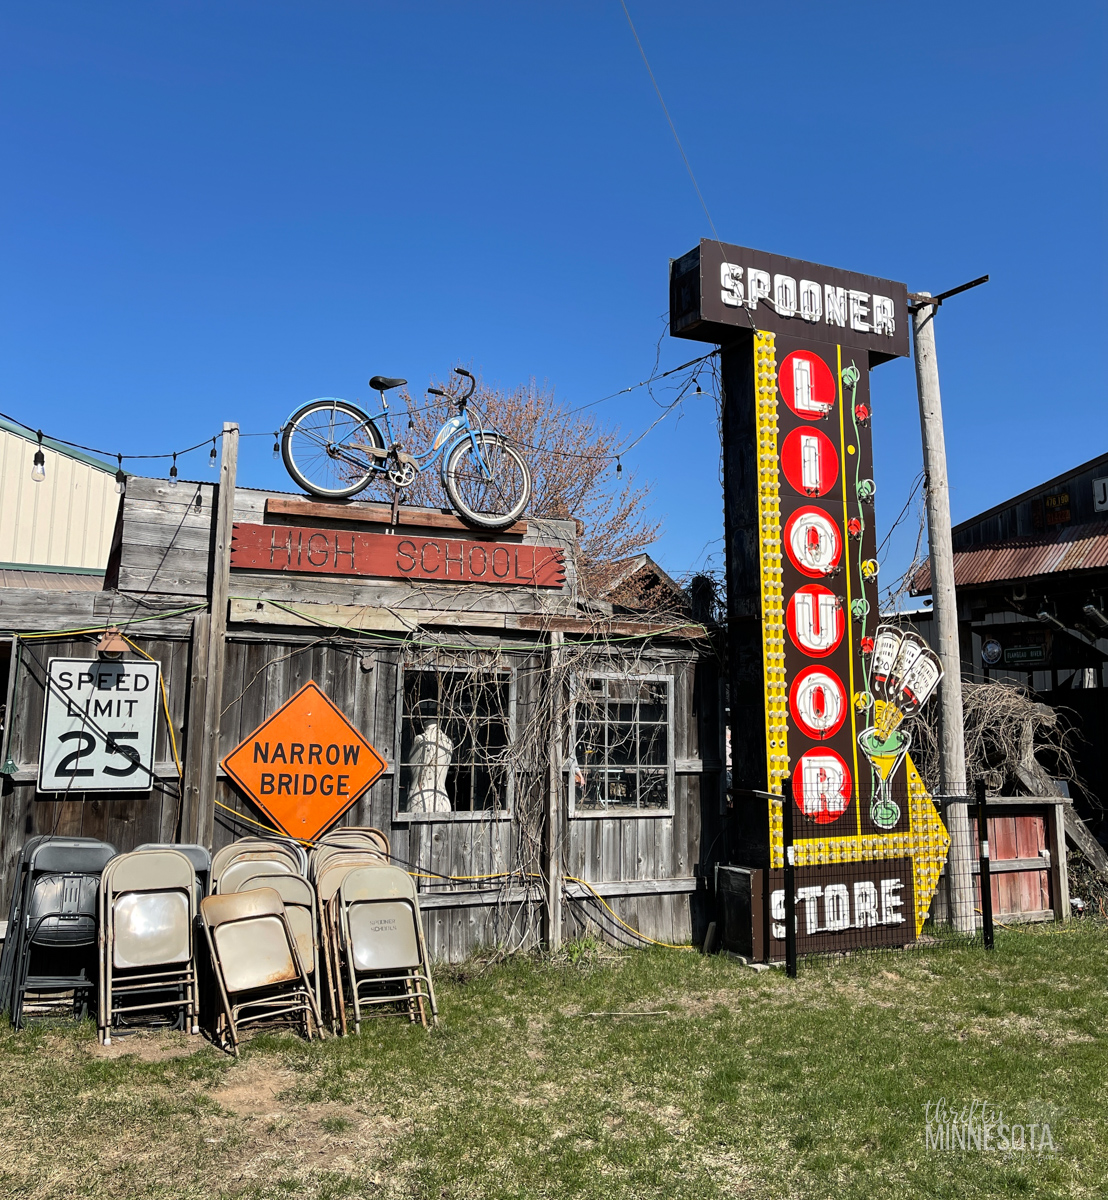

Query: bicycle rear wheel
[[281, 399, 384, 499], [443, 432, 532, 530]]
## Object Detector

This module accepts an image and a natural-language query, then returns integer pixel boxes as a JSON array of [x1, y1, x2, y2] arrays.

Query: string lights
[[5, 350, 718, 491], [31, 431, 46, 483]]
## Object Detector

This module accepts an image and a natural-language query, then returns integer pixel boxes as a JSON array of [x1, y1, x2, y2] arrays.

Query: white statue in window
[[406, 721, 453, 812]]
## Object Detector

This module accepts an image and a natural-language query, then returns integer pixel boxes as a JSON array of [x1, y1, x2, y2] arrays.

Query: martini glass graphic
[[858, 724, 911, 829]]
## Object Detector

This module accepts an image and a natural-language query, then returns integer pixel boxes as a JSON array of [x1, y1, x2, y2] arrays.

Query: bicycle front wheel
[[443, 432, 532, 530], [281, 399, 384, 499]]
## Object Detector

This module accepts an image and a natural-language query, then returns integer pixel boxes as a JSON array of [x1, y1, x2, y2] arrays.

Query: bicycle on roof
[[280, 368, 532, 532]]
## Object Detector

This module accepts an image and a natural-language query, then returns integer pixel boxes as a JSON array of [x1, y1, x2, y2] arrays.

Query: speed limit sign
[[38, 658, 161, 793]]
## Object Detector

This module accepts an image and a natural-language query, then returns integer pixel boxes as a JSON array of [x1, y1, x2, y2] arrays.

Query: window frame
[[566, 670, 675, 819], [393, 662, 516, 823]]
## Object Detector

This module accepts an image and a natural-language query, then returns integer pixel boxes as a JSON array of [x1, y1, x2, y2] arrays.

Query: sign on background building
[[39, 658, 161, 792], [671, 238, 949, 941]]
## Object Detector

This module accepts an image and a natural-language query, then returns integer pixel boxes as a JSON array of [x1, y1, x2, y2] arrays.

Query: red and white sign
[[789, 666, 847, 740], [779, 350, 835, 419], [230, 523, 566, 588], [795, 747, 853, 823], [780, 426, 839, 496], [784, 505, 842, 577], [786, 584, 844, 657]]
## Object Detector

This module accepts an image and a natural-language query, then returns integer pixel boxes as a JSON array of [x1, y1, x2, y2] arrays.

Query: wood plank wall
[[0, 475, 722, 961]]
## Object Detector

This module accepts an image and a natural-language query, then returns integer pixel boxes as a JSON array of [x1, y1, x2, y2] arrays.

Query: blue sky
[[2, 2, 1104, 591]]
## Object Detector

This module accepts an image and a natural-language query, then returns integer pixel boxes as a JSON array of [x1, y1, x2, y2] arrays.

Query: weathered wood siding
[[0, 631, 193, 894], [0, 475, 721, 961]]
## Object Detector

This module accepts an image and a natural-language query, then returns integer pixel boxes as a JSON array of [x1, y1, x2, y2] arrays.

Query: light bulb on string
[[169, 452, 178, 488], [31, 431, 46, 483], [115, 454, 127, 496], [694, 377, 703, 394], [616, 457, 623, 479], [272, 431, 280, 460], [209, 438, 217, 470]]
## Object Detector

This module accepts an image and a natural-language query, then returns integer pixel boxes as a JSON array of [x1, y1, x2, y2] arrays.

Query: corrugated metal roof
[[910, 521, 1108, 594], [0, 569, 104, 591]]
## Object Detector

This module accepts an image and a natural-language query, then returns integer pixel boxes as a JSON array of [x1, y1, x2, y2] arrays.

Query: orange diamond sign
[[222, 681, 387, 841]]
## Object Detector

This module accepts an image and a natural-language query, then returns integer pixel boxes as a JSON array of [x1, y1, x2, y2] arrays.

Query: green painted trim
[[0, 414, 115, 474], [0, 562, 105, 575]]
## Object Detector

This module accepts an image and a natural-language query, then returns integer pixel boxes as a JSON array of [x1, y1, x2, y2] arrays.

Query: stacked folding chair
[[310, 843, 390, 1033], [98, 849, 200, 1045], [307, 826, 435, 1035], [211, 839, 302, 892], [200, 887, 323, 1056], [135, 843, 212, 903], [334, 865, 437, 1032], [221, 868, 321, 1012], [0, 836, 116, 1028]]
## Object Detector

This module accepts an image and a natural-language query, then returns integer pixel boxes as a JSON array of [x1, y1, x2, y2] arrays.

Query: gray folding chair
[[0, 837, 116, 1028], [98, 849, 199, 1044], [211, 840, 301, 888], [313, 853, 389, 1033], [318, 826, 391, 859], [226, 871, 321, 1011], [216, 857, 294, 896], [134, 843, 212, 901], [335, 865, 437, 1033], [222, 835, 308, 875], [200, 887, 323, 1056]]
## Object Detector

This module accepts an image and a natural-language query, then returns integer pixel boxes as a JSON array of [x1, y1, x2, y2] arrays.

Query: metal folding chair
[[217, 835, 307, 873], [334, 865, 437, 1033], [309, 844, 387, 884], [134, 843, 212, 902], [225, 871, 321, 1011], [98, 849, 199, 1044], [318, 827, 391, 858], [313, 853, 390, 1033], [0, 837, 116, 1028], [216, 857, 295, 896], [211, 840, 301, 888], [199, 887, 323, 1056]]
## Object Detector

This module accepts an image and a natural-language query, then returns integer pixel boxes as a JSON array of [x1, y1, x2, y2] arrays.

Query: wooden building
[[0, 427, 722, 960], [907, 452, 1108, 921]]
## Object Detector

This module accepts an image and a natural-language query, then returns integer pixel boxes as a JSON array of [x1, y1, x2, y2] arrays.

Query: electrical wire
[[565, 874, 694, 950]]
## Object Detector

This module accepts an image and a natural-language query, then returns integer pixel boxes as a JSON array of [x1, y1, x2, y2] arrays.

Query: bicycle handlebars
[[425, 369, 476, 408]]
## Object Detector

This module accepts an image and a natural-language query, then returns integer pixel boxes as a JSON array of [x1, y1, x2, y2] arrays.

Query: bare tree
[[907, 678, 1085, 799], [381, 374, 660, 593]]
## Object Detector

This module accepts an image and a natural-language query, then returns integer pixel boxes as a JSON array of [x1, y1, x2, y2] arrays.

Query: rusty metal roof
[[910, 521, 1108, 594]]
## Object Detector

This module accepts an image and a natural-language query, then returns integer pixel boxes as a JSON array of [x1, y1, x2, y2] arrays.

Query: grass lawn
[[1, 921, 1105, 1199]]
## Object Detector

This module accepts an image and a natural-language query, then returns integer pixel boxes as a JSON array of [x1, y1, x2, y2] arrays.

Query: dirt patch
[[91, 1029, 209, 1062], [212, 1059, 300, 1116]]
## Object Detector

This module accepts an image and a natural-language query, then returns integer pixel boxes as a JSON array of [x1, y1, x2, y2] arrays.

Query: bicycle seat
[[370, 376, 407, 392]]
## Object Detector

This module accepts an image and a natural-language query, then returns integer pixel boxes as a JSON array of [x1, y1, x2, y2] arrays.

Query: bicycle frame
[[289, 395, 497, 486]]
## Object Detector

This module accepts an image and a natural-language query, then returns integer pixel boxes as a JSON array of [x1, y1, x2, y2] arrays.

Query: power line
[[618, 0, 720, 245]]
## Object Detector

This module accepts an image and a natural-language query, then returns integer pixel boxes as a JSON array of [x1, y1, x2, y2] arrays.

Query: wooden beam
[[228, 597, 509, 631], [266, 495, 528, 537], [181, 610, 211, 843], [564, 877, 698, 898], [545, 630, 564, 950], [197, 423, 238, 850], [511, 614, 708, 639], [1051, 802, 1069, 921]]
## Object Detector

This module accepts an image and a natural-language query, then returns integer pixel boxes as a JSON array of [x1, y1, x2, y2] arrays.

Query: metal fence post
[[782, 777, 797, 978], [976, 778, 994, 950]]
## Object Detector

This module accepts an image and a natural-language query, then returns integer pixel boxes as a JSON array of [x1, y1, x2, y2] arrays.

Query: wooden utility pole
[[545, 630, 564, 949], [196, 422, 239, 850], [911, 299, 975, 932]]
